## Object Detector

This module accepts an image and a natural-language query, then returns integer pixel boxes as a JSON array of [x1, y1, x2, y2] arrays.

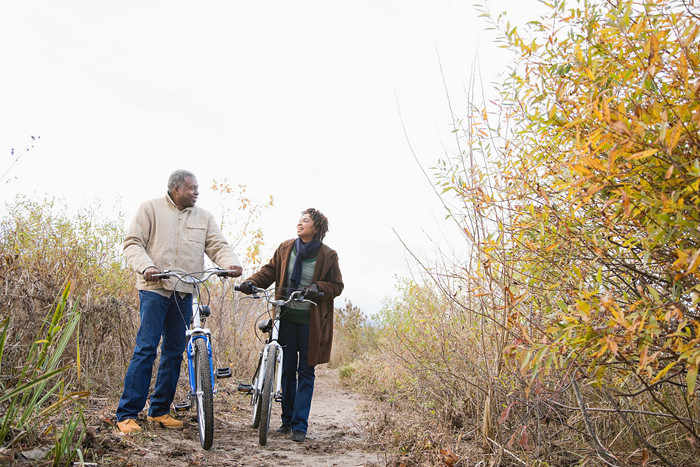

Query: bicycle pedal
[[216, 367, 232, 378], [174, 401, 191, 411], [237, 383, 253, 394]]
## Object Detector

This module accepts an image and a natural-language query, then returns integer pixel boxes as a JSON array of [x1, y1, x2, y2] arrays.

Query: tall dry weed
[[0, 195, 135, 395], [350, 276, 521, 465], [331, 300, 378, 370]]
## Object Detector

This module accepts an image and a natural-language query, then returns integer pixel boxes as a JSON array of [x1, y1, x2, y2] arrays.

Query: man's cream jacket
[[123, 193, 241, 294]]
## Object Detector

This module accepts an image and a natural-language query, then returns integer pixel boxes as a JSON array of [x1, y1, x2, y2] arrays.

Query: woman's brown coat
[[244, 239, 344, 366]]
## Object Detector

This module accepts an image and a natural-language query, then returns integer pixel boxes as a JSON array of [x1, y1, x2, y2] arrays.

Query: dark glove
[[302, 283, 320, 299], [238, 280, 256, 295]]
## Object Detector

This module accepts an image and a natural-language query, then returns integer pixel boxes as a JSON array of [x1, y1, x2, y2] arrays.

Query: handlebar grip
[[234, 284, 261, 294], [152, 273, 170, 279]]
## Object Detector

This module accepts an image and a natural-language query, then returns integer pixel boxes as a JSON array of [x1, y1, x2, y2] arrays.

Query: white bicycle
[[234, 285, 320, 445]]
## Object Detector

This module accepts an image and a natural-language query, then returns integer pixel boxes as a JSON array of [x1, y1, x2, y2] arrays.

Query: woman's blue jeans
[[116, 290, 192, 422], [279, 319, 315, 434]]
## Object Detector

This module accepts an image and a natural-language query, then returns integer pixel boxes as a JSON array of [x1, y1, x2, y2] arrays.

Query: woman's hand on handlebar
[[236, 280, 257, 295], [300, 283, 324, 300]]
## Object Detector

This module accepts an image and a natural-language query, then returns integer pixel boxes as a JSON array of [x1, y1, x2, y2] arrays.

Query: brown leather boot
[[147, 414, 183, 429], [117, 419, 142, 434]]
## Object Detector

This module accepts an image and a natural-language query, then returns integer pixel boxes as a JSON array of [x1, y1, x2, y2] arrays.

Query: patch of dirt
[[82, 367, 385, 466]]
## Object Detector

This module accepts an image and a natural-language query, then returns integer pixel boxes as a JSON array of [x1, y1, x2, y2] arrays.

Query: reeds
[[0, 283, 87, 464]]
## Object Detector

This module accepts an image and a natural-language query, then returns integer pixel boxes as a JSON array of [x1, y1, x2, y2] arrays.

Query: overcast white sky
[[0, 0, 539, 315]]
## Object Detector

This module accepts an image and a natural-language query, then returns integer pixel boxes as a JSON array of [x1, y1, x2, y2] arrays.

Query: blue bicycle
[[153, 268, 235, 450]]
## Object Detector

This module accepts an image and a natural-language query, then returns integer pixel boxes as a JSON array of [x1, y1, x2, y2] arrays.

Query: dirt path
[[85, 367, 384, 466]]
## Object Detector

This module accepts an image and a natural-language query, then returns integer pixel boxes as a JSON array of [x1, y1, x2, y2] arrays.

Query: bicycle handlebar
[[233, 284, 323, 305], [152, 268, 238, 284]]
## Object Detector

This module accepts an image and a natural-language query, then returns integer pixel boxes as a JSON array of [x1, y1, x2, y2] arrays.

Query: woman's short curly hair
[[303, 208, 329, 242]]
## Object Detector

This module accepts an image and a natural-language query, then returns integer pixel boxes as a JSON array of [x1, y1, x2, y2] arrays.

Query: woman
[[238, 208, 344, 442]]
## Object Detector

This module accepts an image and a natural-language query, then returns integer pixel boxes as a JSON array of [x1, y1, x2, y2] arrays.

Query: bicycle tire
[[251, 355, 263, 429], [258, 346, 277, 446], [193, 338, 214, 450]]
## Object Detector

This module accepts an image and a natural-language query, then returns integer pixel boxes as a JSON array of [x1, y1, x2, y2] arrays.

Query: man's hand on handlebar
[[143, 266, 161, 282], [144, 267, 240, 282], [224, 265, 243, 278]]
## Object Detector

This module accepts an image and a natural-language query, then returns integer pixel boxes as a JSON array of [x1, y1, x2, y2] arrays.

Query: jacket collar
[[166, 192, 192, 212]]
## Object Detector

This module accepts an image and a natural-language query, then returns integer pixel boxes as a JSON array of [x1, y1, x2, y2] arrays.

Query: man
[[116, 169, 242, 434]]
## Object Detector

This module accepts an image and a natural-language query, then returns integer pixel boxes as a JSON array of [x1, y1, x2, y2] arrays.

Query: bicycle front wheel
[[258, 346, 277, 446], [251, 355, 263, 429], [193, 338, 214, 450]]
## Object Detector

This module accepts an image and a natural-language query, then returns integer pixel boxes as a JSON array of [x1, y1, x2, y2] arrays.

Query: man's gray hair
[[167, 170, 195, 191]]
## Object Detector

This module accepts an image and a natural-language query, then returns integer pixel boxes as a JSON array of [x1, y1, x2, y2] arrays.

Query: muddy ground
[[81, 367, 386, 466]]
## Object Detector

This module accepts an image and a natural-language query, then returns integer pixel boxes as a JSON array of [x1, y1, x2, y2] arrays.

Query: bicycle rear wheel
[[193, 338, 214, 450], [258, 346, 277, 446]]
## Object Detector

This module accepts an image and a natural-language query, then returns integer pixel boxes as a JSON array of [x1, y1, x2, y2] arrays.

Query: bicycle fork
[[256, 341, 284, 402], [173, 331, 212, 411], [189, 333, 215, 390]]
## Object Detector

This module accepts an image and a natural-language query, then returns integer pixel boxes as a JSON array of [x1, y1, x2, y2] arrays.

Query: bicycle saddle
[[257, 319, 273, 333]]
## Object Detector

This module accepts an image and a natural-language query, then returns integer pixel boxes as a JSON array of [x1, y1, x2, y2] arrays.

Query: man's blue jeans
[[116, 290, 192, 422], [279, 319, 315, 434]]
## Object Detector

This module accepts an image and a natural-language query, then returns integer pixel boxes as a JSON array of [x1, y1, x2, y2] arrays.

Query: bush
[[0, 195, 137, 394], [351, 1, 700, 465], [331, 300, 378, 368]]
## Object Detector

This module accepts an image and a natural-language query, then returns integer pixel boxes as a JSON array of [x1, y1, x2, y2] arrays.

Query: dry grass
[[344, 274, 700, 466], [1, 196, 136, 396]]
